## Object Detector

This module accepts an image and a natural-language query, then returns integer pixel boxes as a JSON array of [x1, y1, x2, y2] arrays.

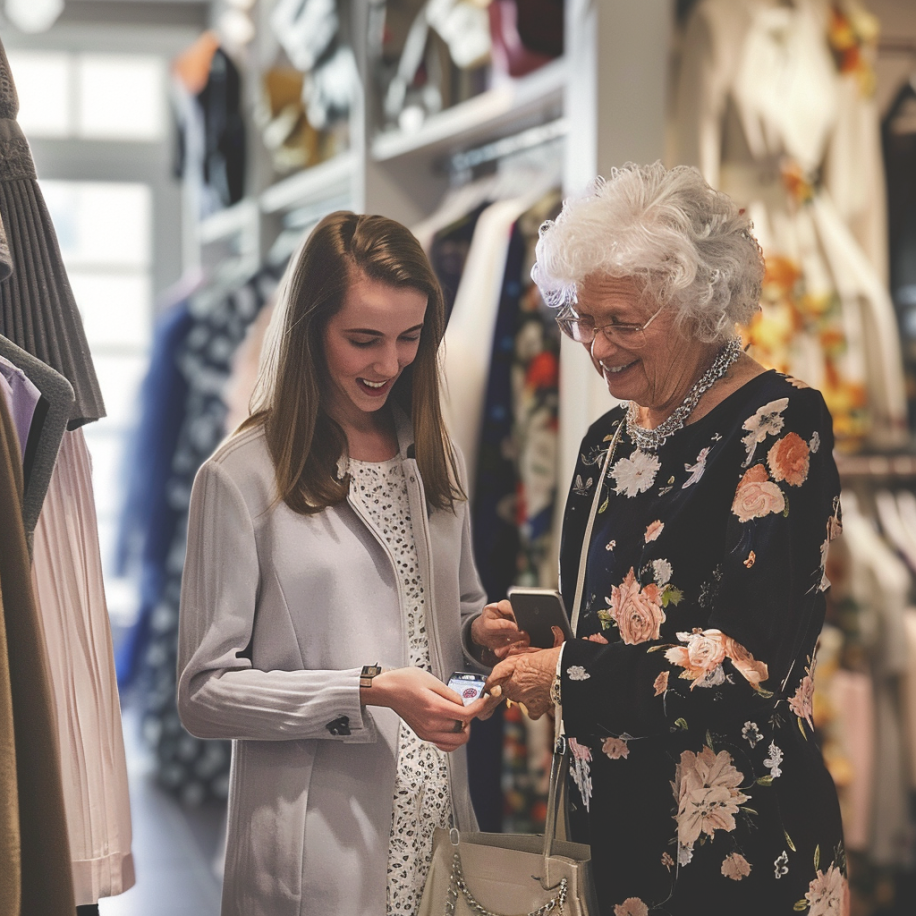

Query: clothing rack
[[444, 117, 567, 177], [836, 453, 916, 480], [878, 38, 916, 56]]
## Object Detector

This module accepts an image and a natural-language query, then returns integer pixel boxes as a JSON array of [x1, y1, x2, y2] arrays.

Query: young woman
[[177, 212, 497, 916]]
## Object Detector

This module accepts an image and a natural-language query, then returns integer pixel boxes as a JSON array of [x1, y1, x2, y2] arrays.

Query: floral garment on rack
[[558, 371, 847, 915]]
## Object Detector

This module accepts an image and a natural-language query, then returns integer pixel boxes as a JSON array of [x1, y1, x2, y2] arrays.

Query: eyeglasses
[[555, 303, 664, 350]]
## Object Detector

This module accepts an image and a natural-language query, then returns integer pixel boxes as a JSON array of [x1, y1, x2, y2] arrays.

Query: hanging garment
[[0, 397, 19, 916], [0, 392, 74, 916], [0, 353, 39, 461], [172, 44, 246, 217], [671, 0, 906, 448], [471, 189, 562, 602], [441, 187, 556, 496], [902, 610, 916, 790], [0, 37, 105, 429], [883, 77, 916, 426], [270, 0, 338, 73], [0, 336, 73, 547], [821, 0, 888, 282], [114, 303, 194, 689], [0, 207, 11, 282], [489, 0, 563, 79], [31, 428, 135, 905], [429, 201, 491, 325], [138, 271, 275, 801], [827, 668, 874, 851], [837, 494, 911, 866], [224, 298, 275, 433]]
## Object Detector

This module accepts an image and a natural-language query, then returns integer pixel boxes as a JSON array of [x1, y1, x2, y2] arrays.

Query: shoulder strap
[[570, 421, 624, 634]]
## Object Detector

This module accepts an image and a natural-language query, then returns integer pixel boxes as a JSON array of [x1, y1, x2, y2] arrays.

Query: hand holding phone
[[506, 587, 572, 650]]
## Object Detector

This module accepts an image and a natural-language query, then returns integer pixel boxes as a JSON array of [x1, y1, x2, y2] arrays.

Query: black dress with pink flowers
[[557, 371, 846, 916]]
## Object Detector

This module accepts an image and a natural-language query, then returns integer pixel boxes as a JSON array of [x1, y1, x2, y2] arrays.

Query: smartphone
[[507, 586, 573, 649], [448, 671, 487, 705]]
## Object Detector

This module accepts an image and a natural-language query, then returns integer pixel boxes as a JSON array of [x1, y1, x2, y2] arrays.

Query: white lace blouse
[[349, 456, 454, 916]]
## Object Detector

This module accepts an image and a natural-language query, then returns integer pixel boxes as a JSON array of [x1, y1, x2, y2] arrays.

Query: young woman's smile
[[323, 272, 428, 428]]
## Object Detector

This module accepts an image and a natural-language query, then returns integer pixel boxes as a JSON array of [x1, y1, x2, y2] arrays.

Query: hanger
[[874, 488, 916, 571], [172, 31, 221, 96], [0, 335, 74, 550]]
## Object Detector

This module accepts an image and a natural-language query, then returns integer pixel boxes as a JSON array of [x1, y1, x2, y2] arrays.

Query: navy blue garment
[[465, 222, 526, 833], [429, 201, 491, 323], [115, 302, 193, 689], [139, 270, 277, 803]]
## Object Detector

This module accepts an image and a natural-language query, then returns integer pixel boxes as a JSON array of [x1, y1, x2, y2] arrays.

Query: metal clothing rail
[[445, 117, 567, 175], [878, 38, 916, 56], [836, 452, 916, 479]]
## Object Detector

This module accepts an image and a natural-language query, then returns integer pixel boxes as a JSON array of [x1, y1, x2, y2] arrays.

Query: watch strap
[[360, 664, 383, 688]]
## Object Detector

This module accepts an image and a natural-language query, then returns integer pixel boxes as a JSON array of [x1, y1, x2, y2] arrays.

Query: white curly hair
[[532, 162, 764, 343]]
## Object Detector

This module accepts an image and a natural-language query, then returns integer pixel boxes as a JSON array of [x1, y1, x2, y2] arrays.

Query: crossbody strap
[[542, 420, 625, 883], [569, 421, 625, 635]]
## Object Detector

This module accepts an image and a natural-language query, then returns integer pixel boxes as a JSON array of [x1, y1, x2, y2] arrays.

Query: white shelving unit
[[191, 0, 675, 493], [371, 57, 566, 163], [259, 150, 356, 214]]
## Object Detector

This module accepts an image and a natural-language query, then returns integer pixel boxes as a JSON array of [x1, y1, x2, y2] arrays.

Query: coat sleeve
[[177, 459, 377, 743], [560, 389, 840, 743]]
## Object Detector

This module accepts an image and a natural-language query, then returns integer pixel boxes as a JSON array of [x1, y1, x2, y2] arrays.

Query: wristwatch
[[360, 664, 384, 688]]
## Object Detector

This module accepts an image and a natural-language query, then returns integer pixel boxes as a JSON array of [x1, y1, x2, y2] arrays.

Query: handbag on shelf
[[418, 424, 623, 916]]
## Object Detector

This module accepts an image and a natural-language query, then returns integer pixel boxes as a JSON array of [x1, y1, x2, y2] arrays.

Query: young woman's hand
[[365, 667, 490, 752], [471, 600, 531, 661]]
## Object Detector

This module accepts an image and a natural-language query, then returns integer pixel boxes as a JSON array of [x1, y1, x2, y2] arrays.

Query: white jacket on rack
[[671, 0, 906, 447], [177, 409, 486, 916]]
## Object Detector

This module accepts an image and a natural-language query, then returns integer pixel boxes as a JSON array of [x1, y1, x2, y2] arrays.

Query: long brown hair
[[245, 211, 463, 515]]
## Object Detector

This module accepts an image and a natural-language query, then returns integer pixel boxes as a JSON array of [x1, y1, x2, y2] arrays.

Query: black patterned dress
[[558, 371, 847, 916]]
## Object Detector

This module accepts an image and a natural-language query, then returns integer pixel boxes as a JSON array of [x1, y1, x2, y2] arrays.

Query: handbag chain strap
[[447, 851, 569, 916]]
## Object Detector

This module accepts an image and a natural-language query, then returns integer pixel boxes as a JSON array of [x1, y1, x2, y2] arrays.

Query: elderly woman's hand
[[471, 600, 531, 661], [485, 645, 562, 720]]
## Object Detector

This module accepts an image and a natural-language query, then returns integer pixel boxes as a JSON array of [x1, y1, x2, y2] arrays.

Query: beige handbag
[[417, 751, 598, 916], [418, 427, 623, 916], [417, 423, 623, 916]]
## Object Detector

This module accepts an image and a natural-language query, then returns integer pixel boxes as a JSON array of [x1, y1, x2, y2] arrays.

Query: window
[[7, 50, 166, 141], [41, 179, 154, 624]]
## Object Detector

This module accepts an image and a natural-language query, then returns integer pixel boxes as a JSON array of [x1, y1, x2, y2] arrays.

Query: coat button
[[325, 715, 351, 736]]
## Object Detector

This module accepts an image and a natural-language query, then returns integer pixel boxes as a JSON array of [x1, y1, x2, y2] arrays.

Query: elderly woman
[[473, 163, 847, 915]]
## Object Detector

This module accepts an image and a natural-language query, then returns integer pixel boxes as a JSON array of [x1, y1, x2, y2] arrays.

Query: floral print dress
[[558, 371, 847, 916]]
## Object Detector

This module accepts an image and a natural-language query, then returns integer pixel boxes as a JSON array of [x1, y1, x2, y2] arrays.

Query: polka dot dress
[[349, 456, 453, 916]]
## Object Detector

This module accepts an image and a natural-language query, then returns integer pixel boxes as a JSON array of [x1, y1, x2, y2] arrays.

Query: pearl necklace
[[625, 336, 743, 452]]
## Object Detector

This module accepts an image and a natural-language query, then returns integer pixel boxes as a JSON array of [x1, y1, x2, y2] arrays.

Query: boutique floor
[[99, 703, 224, 915]]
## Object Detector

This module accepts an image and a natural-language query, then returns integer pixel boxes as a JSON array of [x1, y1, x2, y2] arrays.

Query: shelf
[[371, 58, 566, 164], [259, 152, 357, 214], [198, 199, 259, 245]]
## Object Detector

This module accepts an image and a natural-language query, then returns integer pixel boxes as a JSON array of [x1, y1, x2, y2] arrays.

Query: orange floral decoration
[[828, 3, 878, 97], [742, 251, 869, 448]]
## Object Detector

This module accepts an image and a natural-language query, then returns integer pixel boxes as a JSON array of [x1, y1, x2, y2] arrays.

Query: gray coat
[[177, 414, 487, 916]]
